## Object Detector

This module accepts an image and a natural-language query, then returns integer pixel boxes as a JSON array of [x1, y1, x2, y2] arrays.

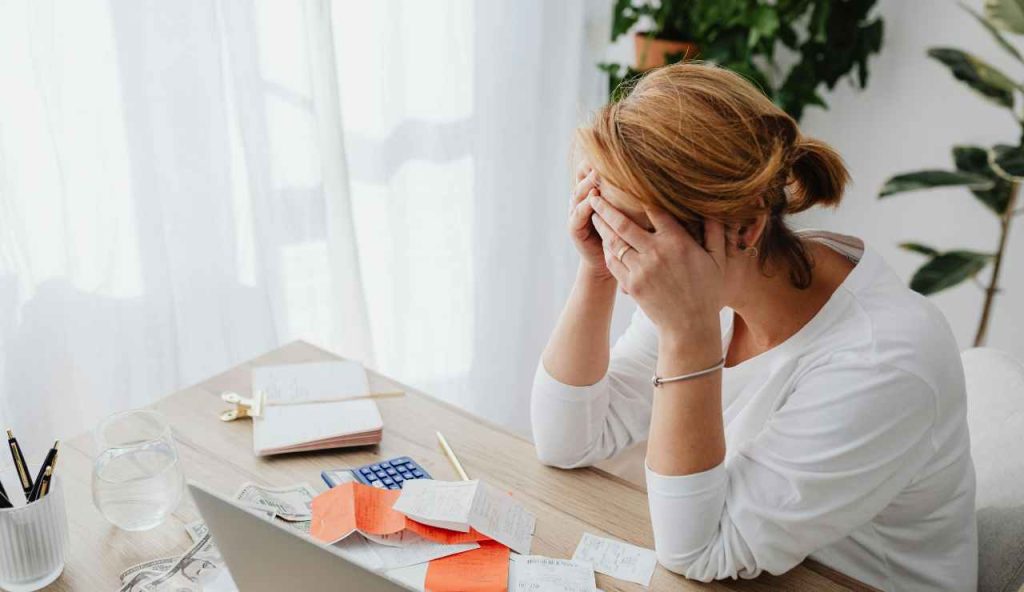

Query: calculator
[[353, 456, 431, 490]]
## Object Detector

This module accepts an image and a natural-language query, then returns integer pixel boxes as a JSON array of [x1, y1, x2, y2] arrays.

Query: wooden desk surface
[[51, 341, 871, 591]]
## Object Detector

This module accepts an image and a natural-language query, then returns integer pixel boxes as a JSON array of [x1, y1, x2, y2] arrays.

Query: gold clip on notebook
[[230, 360, 386, 456]]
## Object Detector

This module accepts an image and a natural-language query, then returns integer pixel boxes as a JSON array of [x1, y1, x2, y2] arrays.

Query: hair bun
[[786, 138, 849, 213]]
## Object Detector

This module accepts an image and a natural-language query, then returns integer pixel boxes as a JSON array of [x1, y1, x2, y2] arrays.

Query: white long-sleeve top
[[531, 231, 977, 591]]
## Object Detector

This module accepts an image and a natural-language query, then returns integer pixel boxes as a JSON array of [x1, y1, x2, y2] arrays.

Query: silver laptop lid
[[188, 481, 411, 592]]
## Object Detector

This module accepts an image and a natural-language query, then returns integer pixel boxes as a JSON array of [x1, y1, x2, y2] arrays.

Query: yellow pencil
[[436, 431, 469, 481]]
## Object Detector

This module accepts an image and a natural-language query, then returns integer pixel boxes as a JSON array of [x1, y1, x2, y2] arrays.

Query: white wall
[[797, 0, 1023, 358]]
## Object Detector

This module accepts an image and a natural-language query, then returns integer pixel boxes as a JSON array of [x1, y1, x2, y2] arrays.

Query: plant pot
[[634, 33, 698, 71]]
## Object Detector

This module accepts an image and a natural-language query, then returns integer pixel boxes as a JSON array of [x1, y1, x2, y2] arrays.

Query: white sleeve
[[645, 361, 938, 581], [530, 308, 659, 468]]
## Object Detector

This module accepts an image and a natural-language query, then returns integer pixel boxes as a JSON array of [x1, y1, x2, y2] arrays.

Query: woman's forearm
[[646, 331, 726, 476], [541, 264, 618, 386]]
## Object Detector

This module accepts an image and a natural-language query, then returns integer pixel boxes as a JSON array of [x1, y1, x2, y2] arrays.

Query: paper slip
[[311, 482, 493, 547], [509, 555, 597, 592], [373, 535, 479, 569], [394, 479, 536, 554], [572, 533, 657, 587], [311, 482, 406, 543], [387, 563, 429, 591], [424, 541, 511, 592], [333, 531, 478, 571]]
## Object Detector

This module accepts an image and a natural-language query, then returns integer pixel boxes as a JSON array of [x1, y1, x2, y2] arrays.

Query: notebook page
[[252, 360, 369, 403]]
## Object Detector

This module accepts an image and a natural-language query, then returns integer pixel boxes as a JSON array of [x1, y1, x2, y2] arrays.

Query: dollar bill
[[118, 557, 178, 585], [233, 482, 317, 522], [117, 534, 221, 592], [185, 520, 207, 544]]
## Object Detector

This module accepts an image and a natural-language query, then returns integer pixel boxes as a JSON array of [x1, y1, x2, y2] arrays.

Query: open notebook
[[250, 361, 383, 456]]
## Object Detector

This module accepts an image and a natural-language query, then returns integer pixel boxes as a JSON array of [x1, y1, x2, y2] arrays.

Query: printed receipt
[[509, 555, 597, 592], [394, 480, 536, 555], [572, 533, 657, 586]]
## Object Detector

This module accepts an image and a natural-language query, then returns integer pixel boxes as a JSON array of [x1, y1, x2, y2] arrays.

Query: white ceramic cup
[[0, 477, 69, 591]]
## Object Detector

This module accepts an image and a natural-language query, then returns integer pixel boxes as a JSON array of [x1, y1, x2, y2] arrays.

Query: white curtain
[[332, 0, 618, 434], [0, 0, 616, 455], [0, 0, 372, 455]]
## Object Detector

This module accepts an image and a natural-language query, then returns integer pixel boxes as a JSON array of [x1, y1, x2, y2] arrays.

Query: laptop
[[189, 482, 412, 592]]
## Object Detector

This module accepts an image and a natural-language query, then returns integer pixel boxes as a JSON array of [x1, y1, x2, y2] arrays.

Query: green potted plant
[[879, 1, 1023, 346], [600, 0, 885, 121], [608, 0, 699, 72]]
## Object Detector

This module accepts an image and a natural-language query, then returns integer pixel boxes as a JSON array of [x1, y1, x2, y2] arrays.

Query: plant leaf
[[953, 145, 1015, 213], [991, 144, 1024, 180], [910, 251, 993, 295], [879, 170, 995, 197], [985, 0, 1024, 34], [928, 47, 1019, 107], [963, 2, 1024, 64], [900, 242, 940, 257]]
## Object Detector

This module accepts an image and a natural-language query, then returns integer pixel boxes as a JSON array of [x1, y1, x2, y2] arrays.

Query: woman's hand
[[567, 164, 612, 281], [589, 194, 725, 347]]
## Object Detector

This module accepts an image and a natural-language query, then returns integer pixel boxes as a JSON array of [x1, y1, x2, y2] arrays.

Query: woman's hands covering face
[[567, 163, 613, 281], [589, 194, 726, 341]]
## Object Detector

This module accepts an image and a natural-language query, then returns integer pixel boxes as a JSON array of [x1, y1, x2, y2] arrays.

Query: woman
[[531, 63, 977, 591]]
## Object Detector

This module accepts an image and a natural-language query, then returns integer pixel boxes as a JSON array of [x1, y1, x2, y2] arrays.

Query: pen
[[28, 441, 59, 503], [0, 484, 10, 509], [35, 467, 52, 501], [7, 430, 33, 498], [436, 431, 470, 481]]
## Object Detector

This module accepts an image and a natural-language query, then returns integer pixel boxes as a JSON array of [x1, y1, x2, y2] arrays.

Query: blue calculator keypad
[[353, 456, 431, 490]]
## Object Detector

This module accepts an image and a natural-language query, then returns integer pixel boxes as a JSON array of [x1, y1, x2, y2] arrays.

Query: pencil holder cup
[[0, 478, 68, 591]]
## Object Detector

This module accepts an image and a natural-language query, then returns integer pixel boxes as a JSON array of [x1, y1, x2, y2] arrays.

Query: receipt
[[572, 533, 657, 586], [394, 480, 536, 554], [509, 554, 597, 592]]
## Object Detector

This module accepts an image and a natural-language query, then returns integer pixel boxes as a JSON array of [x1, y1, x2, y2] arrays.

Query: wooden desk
[[51, 341, 871, 591]]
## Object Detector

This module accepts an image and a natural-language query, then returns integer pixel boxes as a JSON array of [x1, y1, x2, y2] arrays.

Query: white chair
[[962, 347, 1024, 592]]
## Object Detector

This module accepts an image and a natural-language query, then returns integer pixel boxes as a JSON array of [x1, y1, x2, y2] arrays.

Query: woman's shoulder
[[802, 244, 964, 404]]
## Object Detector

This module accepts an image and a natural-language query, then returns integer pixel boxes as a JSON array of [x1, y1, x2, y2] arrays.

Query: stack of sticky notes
[[310, 480, 537, 591]]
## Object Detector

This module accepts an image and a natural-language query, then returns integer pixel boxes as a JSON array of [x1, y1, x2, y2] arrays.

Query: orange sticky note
[[424, 541, 510, 592], [311, 482, 406, 543], [408, 519, 491, 545], [354, 482, 406, 535]]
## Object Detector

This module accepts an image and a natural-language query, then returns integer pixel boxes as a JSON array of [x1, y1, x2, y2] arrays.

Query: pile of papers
[[117, 477, 661, 592], [310, 478, 659, 591], [310, 479, 536, 590]]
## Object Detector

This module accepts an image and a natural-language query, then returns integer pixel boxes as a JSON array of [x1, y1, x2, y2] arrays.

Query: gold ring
[[616, 245, 632, 261]]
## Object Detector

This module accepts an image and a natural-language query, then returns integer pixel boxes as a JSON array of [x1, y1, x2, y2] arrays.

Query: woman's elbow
[[532, 437, 593, 469], [654, 547, 711, 581], [652, 538, 757, 582]]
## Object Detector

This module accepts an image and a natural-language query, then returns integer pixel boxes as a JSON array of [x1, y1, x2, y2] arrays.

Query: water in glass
[[92, 410, 184, 531]]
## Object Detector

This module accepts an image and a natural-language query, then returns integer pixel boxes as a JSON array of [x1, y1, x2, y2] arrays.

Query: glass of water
[[92, 409, 184, 531]]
